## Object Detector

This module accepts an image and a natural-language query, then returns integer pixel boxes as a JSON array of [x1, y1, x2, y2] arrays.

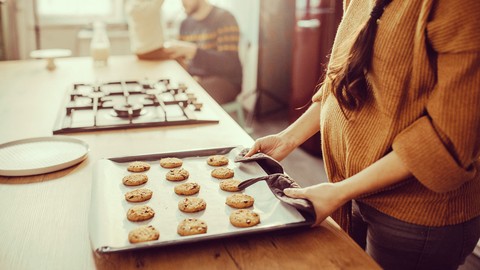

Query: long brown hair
[[327, 0, 393, 111]]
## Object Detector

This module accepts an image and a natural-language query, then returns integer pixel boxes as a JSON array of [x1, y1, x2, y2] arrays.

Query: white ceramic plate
[[0, 136, 89, 176]]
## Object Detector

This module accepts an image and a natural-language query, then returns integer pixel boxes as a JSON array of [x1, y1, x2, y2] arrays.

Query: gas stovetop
[[52, 79, 219, 134]]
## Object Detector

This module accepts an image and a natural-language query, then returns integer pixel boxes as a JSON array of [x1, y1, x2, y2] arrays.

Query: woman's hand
[[284, 183, 348, 226], [246, 102, 322, 160], [284, 151, 413, 226], [245, 134, 296, 161]]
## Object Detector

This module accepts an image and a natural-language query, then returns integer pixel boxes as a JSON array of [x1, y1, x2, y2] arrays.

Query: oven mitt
[[234, 148, 284, 174], [235, 148, 315, 218], [238, 173, 315, 218]]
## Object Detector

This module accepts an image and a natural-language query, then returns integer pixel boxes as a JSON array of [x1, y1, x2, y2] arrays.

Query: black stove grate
[[52, 79, 218, 134]]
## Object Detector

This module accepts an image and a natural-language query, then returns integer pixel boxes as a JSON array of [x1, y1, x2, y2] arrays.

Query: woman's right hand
[[245, 134, 296, 161], [245, 102, 322, 161]]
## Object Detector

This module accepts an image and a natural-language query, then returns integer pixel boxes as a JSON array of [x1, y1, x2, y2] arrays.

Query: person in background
[[125, 0, 169, 60], [163, 0, 243, 104], [245, 0, 480, 269]]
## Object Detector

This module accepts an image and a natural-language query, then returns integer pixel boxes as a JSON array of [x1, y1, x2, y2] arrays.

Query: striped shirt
[[179, 6, 242, 89]]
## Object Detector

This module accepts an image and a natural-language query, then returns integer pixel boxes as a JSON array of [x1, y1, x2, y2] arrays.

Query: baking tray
[[89, 146, 313, 253]]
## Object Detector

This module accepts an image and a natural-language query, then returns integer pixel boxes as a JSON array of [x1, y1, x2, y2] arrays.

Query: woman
[[246, 0, 480, 269]]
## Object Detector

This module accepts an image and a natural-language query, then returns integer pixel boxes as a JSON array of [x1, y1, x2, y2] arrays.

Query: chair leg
[[222, 101, 253, 134], [235, 103, 246, 128]]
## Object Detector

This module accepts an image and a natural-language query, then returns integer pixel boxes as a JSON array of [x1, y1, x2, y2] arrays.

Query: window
[[36, 0, 125, 25], [35, 0, 234, 26]]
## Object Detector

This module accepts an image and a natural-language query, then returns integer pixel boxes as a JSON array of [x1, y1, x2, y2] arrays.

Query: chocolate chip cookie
[[178, 197, 206, 213], [126, 205, 155, 222], [123, 173, 148, 186], [160, 157, 183, 168], [166, 168, 189, 181], [177, 218, 208, 236], [226, 194, 255, 209], [127, 161, 151, 172], [128, 225, 160, 243], [219, 179, 241, 192], [174, 182, 200, 195], [211, 167, 234, 179], [207, 155, 229, 166], [229, 209, 260, 228], [125, 188, 153, 202]]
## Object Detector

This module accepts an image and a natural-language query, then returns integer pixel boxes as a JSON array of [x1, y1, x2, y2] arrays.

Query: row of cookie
[[128, 218, 207, 243], [127, 155, 230, 173], [124, 166, 234, 185], [124, 185, 257, 209], [128, 207, 261, 244], [161, 155, 230, 168], [124, 160, 157, 244], [122, 168, 234, 189]]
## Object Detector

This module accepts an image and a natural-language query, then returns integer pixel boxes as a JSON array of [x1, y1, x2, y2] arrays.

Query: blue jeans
[[351, 201, 480, 270]]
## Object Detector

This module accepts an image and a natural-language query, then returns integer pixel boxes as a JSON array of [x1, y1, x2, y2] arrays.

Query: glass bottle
[[90, 21, 110, 66]]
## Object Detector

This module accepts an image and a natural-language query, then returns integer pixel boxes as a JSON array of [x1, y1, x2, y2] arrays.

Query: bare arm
[[286, 150, 412, 226], [337, 150, 411, 199], [245, 101, 321, 160]]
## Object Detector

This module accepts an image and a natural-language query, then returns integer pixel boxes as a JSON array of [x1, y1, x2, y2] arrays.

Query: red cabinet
[[290, 0, 342, 157]]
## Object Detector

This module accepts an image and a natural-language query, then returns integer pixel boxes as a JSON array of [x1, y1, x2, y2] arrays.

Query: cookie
[[123, 173, 148, 186], [160, 157, 183, 168], [126, 205, 155, 222], [127, 161, 151, 172], [166, 168, 189, 181], [211, 167, 234, 179], [226, 194, 255, 209], [178, 197, 206, 213], [229, 209, 260, 228], [207, 155, 229, 166], [219, 179, 241, 192], [174, 182, 200, 195], [125, 188, 153, 202], [128, 225, 160, 243], [177, 218, 208, 236]]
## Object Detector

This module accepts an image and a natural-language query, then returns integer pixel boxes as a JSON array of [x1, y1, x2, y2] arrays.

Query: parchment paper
[[89, 147, 307, 253]]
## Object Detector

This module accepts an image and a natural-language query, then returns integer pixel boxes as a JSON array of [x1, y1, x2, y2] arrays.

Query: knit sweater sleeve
[[392, 0, 480, 193]]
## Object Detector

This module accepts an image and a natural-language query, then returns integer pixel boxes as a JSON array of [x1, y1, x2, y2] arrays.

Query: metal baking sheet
[[89, 146, 313, 253]]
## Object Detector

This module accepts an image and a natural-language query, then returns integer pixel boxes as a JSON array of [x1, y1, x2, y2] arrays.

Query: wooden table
[[0, 55, 380, 270]]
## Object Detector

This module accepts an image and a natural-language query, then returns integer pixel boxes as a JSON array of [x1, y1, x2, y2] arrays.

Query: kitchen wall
[[1, 0, 33, 60], [6, 0, 259, 109], [8, 1, 258, 58]]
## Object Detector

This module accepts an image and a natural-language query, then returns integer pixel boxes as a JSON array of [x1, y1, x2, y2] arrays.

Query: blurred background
[[0, 0, 342, 156]]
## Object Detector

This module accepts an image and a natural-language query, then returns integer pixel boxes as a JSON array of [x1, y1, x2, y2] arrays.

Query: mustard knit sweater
[[314, 0, 480, 230]]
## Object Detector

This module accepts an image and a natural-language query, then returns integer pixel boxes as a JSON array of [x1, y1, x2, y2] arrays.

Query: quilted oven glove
[[235, 149, 315, 218]]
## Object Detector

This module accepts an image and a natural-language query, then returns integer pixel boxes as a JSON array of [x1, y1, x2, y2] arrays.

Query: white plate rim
[[0, 136, 89, 177]]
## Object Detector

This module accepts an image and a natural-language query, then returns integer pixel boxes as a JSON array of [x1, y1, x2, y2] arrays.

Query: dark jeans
[[352, 201, 480, 270]]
